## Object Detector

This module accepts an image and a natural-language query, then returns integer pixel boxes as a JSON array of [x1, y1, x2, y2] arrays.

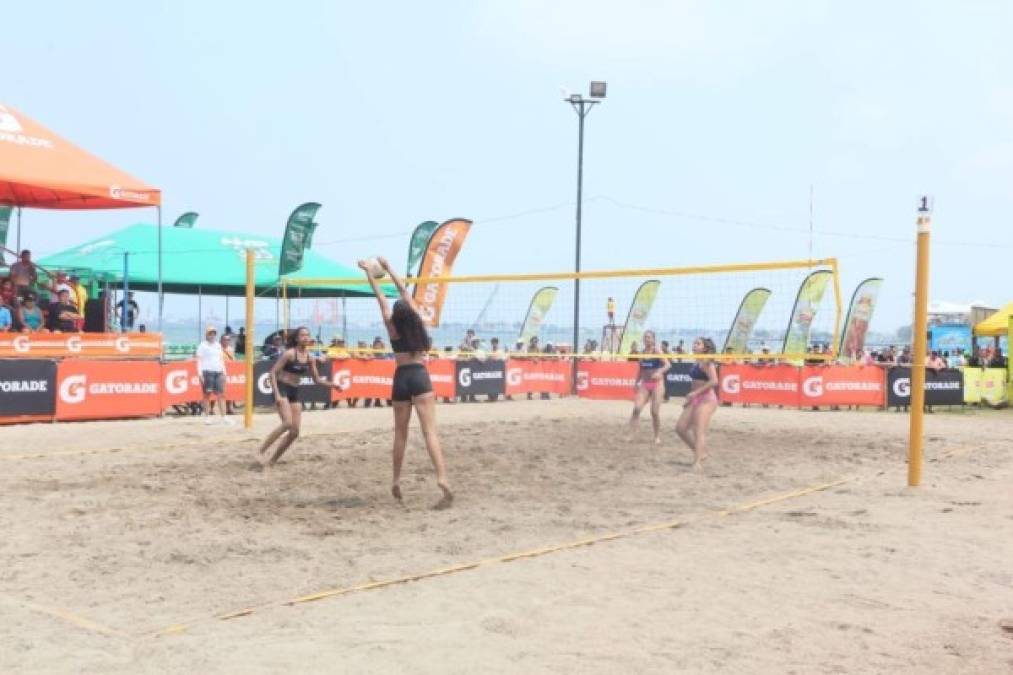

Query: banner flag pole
[[908, 197, 932, 487], [245, 249, 256, 430]]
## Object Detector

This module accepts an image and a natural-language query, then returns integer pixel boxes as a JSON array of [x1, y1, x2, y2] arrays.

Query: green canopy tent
[[39, 223, 385, 297]]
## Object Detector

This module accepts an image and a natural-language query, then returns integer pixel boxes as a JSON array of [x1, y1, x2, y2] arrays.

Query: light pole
[[564, 80, 606, 390]]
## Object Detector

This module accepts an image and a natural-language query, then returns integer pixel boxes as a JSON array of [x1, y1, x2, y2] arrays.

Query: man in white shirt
[[195, 325, 231, 424]]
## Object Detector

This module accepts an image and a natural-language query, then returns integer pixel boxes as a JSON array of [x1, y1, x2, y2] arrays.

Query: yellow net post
[[908, 198, 932, 487], [244, 249, 255, 430]]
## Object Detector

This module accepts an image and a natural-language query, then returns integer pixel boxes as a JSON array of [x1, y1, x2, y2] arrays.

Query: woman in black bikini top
[[360, 256, 452, 510], [257, 327, 341, 467]]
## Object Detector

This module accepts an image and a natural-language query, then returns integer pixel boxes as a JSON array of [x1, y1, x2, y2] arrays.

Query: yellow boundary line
[[145, 477, 851, 638], [0, 593, 129, 639], [285, 258, 837, 287]]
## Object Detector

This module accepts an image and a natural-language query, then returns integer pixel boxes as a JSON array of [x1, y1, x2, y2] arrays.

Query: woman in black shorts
[[360, 257, 452, 509], [257, 326, 341, 467]]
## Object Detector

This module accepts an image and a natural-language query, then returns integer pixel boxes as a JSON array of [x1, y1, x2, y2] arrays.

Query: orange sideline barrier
[[330, 359, 396, 401], [425, 359, 457, 399], [505, 358, 572, 396], [161, 360, 247, 407], [55, 360, 162, 421], [0, 332, 162, 359], [576, 361, 638, 400], [719, 364, 886, 407]]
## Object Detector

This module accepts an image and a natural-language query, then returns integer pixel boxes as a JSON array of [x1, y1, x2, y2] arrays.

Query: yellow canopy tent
[[973, 302, 1013, 336]]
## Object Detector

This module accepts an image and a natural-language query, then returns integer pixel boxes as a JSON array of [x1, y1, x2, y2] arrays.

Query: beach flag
[[517, 286, 559, 345], [619, 280, 661, 354], [411, 218, 472, 326], [722, 287, 772, 354], [782, 270, 832, 359], [839, 278, 883, 360], [406, 220, 440, 277], [173, 211, 199, 228], [279, 202, 321, 276]]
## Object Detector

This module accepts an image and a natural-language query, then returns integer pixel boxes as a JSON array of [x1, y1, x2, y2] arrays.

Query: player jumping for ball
[[359, 257, 453, 509]]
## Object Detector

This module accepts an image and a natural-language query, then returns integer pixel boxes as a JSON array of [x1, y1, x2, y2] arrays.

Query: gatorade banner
[[406, 220, 440, 277], [173, 211, 199, 228], [0, 359, 56, 416], [576, 361, 638, 400], [619, 280, 661, 354], [255, 358, 333, 406], [55, 360, 162, 421], [412, 218, 472, 326], [0, 332, 162, 358], [722, 287, 771, 354], [719, 364, 800, 407], [799, 366, 884, 407], [426, 358, 457, 399], [278, 202, 321, 276], [664, 363, 696, 398], [455, 358, 505, 398], [329, 359, 394, 401], [505, 358, 571, 396], [161, 360, 246, 407], [886, 367, 963, 407], [782, 270, 832, 359], [839, 278, 883, 360], [963, 368, 1008, 405], [517, 287, 559, 346]]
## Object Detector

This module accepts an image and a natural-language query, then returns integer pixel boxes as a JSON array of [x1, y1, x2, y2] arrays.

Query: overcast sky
[[6, 0, 1012, 331]]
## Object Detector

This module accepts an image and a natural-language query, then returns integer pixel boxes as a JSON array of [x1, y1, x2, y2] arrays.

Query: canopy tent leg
[[225, 296, 229, 331], [342, 296, 347, 341], [157, 205, 163, 332], [121, 253, 130, 333], [198, 285, 203, 342], [15, 206, 21, 253]]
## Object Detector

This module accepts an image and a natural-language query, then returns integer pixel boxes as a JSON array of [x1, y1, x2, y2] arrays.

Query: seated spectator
[[69, 275, 88, 314], [989, 348, 1007, 369], [262, 334, 283, 360], [926, 351, 946, 372], [50, 288, 82, 332], [17, 293, 44, 332], [1, 278, 17, 309], [0, 299, 12, 332], [138, 324, 147, 334], [489, 337, 504, 359], [327, 337, 351, 360], [897, 346, 913, 365]]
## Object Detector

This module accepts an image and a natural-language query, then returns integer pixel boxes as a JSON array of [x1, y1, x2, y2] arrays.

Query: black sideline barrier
[[886, 367, 964, 407], [254, 359, 332, 406], [455, 359, 506, 398], [0, 359, 58, 415], [664, 363, 696, 398]]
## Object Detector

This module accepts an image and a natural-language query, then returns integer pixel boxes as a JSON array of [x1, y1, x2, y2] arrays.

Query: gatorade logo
[[66, 335, 82, 353], [12, 335, 30, 353], [165, 370, 189, 395], [257, 372, 273, 395], [802, 376, 823, 398], [334, 369, 351, 390], [458, 367, 472, 388], [722, 373, 741, 395], [115, 336, 130, 353], [576, 371, 589, 391], [59, 375, 87, 404], [893, 377, 911, 398], [0, 106, 23, 132], [506, 368, 522, 387]]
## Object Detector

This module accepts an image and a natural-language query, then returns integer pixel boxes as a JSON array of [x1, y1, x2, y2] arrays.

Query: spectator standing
[[235, 327, 246, 356], [607, 297, 616, 325], [897, 346, 913, 365], [196, 326, 230, 425], [10, 250, 37, 298], [118, 292, 140, 330], [263, 334, 284, 360], [69, 275, 88, 314]]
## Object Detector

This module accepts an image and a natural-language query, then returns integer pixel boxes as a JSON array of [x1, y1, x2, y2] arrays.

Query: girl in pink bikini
[[628, 330, 670, 444], [676, 337, 719, 470]]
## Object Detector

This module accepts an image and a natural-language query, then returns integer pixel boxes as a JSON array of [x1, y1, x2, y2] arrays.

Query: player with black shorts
[[257, 326, 341, 467], [359, 256, 452, 509]]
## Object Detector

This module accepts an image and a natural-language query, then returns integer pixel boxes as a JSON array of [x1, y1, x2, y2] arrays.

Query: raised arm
[[378, 257, 417, 308], [358, 259, 392, 322]]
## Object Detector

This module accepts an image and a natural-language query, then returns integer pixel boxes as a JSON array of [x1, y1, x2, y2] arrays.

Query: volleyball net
[[279, 258, 842, 362]]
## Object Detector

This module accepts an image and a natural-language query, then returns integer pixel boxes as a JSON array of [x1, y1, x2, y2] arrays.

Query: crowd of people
[[0, 250, 86, 332]]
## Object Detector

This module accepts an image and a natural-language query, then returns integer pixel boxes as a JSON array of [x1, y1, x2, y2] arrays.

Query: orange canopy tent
[[0, 103, 165, 325], [0, 103, 160, 208]]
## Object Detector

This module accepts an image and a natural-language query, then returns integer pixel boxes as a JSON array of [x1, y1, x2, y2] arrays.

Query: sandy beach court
[[1, 400, 1011, 673]]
